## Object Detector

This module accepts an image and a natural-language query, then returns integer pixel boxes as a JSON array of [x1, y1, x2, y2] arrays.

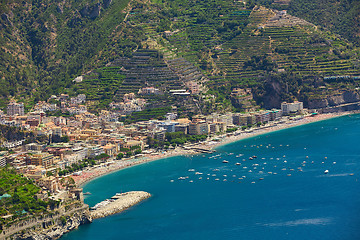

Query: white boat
[[188, 169, 195, 172], [324, 170, 329, 174], [235, 162, 241, 165], [178, 177, 186, 180], [222, 160, 229, 163]]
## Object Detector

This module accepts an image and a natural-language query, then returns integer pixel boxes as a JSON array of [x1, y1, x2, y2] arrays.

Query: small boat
[[195, 172, 203, 175], [178, 177, 186, 180], [324, 170, 329, 174], [252, 155, 257, 158], [259, 178, 264, 180], [249, 157, 253, 160], [222, 160, 229, 163], [235, 162, 241, 165], [188, 169, 195, 172], [349, 173, 354, 176], [83, 192, 92, 195]]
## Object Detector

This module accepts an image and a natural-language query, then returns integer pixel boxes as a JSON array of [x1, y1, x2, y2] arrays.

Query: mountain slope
[[0, 0, 137, 108], [1, 0, 360, 112]]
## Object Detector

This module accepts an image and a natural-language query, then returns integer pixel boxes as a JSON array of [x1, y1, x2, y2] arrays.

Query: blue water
[[61, 114, 360, 240]]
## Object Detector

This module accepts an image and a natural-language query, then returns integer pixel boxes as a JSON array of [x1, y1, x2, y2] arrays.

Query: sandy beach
[[72, 111, 355, 187]]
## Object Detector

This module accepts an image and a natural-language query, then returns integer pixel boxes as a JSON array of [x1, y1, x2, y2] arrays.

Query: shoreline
[[72, 111, 356, 188]]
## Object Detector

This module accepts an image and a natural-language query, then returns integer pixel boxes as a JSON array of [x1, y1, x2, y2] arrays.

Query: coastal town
[[0, 90, 340, 192]]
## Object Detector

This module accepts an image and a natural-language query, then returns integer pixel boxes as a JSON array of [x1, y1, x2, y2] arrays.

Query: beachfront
[[72, 111, 353, 187]]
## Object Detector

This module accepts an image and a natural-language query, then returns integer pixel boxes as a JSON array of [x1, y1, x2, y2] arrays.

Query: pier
[[90, 191, 151, 219], [182, 146, 215, 153]]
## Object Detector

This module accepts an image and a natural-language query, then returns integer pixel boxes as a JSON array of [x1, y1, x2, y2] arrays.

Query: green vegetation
[[287, 0, 360, 45], [57, 157, 104, 176], [0, 168, 59, 230], [0, 125, 40, 144], [74, 67, 125, 110], [124, 106, 172, 123], [161, 132, 208, 146], [0, 0, 137, 108], [0, 0, 360, 112], [226, 127, 238, 133]]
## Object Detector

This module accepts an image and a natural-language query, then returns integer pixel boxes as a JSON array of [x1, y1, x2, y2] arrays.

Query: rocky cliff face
[[6, 206, 92, 240], [308, 90, 360, 109]]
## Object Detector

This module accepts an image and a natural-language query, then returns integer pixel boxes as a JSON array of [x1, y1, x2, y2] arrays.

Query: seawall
[[90, 191, 151, 219]]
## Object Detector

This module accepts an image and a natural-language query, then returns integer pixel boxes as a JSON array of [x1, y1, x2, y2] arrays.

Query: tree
[[116, 153, 124, 160], [126, 151, 132, 158], [60, 176, 76, 190], [60, 135, 70, 143]]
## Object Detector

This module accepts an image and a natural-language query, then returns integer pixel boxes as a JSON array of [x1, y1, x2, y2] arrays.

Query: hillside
[[0, 168, 59, 233], [0, 0, 138, 108], [1, 0, 360, 112], [128, 1, 360, 109], [253, 0, 360, 45], [288, 0, 360, 46]]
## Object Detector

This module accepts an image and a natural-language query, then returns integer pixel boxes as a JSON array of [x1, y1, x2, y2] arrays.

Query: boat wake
[[261, 217, 333, 227]]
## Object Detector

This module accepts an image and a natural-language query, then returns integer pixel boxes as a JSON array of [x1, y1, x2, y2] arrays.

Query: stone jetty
[[90, 191, 151, 219]]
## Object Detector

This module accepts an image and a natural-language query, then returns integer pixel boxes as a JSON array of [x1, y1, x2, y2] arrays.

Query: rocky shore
[[90, 191, 151, 219], [2, 204, 92, 240]]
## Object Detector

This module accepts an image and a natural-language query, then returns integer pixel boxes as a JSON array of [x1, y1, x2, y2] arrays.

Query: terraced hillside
[[126, 2, 360, 109], [1, 0, 360, 112], [74, 49, 201, 113]]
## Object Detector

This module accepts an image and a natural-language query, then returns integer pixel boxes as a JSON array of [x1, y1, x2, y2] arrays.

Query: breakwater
[[90, 191, 151, 219]]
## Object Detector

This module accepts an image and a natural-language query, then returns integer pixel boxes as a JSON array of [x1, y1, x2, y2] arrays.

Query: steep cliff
[[308, 90, 360, 109], [3, 204, 92, 240]]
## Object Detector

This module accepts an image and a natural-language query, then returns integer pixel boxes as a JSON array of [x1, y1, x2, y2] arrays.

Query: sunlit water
[[61, 114, 360, 240]]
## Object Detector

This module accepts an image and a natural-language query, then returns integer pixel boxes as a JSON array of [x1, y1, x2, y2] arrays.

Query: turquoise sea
[[61, 114, 360, 240]]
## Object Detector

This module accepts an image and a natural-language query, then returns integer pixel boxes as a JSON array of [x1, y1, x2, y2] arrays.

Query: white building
[[281, 101, 303, 115], [7, 101, 24, 116]]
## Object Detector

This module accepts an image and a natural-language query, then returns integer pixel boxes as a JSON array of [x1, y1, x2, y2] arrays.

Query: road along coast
[[90, 191, 151, 219]]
